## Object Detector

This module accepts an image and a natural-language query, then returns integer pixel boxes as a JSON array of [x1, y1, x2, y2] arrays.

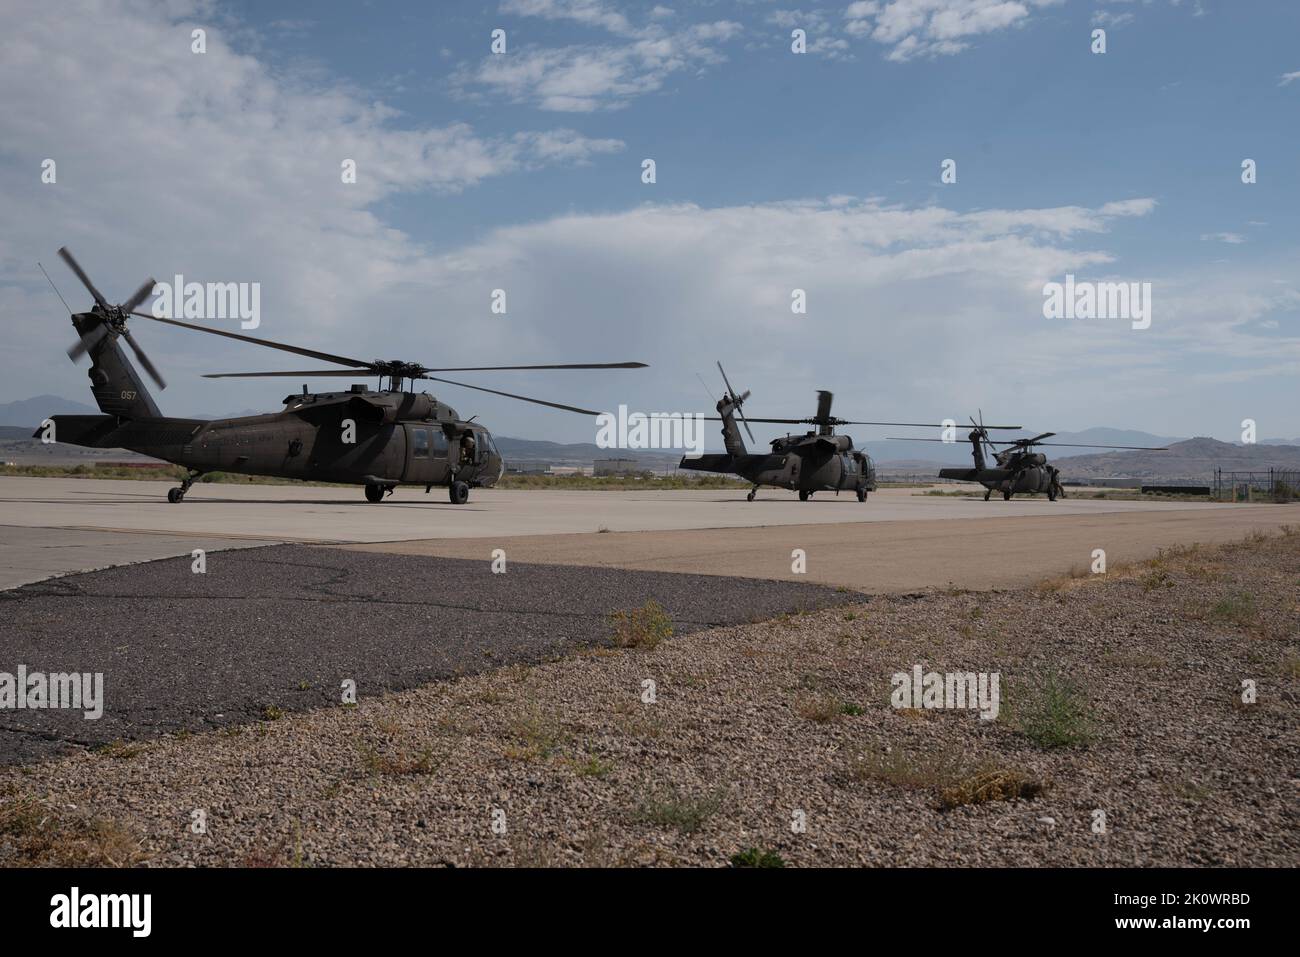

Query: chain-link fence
[[1214, 468, 1300, 502]]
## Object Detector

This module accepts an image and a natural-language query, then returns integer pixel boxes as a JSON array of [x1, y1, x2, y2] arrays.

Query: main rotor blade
[[121, 328, 166, 390], [67, 323, 109, 361], [121, 277, 157, 315], [1012, 432, 1057, 445], [131, 311, 371, 369], [837, 420, 1021, 429], [203, 369, 376, 379], [419, 375, 599, 416], [57, 247, 109, 309], [1028, 442, 1169, 450], [420, 362, 647, 372], [885, 437, 1168, 451]]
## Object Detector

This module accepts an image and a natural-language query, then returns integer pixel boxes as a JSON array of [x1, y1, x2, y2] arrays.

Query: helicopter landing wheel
[[167, 487, 185, 504], [1003, 489, 1013, 501], [364, 482, 384, 503], [449, 480, 470, 505], [798, 490, 810, 502], [856, 486, 867, 502], [746, 489, 756, 502]]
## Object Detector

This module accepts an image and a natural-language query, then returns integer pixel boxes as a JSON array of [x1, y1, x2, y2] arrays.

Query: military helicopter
[[678, 363, 1020, 501], [37, 248, 646, 505], [889, 413, 1168, 501]]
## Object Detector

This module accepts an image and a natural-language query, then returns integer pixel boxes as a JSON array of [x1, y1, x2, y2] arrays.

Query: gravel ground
[[0, 545, 847, 764], [1, 530, 1296, 867]]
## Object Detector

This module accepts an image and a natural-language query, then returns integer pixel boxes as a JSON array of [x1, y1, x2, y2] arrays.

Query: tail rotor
[[56, 247, 166, 390], [717, 361, 755, 443]]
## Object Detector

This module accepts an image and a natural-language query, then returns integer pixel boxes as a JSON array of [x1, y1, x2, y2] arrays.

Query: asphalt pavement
[[0, 544, 850, 764]]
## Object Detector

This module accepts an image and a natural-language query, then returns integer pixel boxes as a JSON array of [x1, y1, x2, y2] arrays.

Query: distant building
[[594, 457, 642, 477], [505, 461, 551, 475]]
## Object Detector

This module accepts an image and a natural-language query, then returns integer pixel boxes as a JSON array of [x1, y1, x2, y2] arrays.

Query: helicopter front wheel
[[449, 480, 470, 505], [167, 487, 184, 504], [364, 482, 385, 503], [1003, 489, 1013, 501], [746, 489, 756, 502]]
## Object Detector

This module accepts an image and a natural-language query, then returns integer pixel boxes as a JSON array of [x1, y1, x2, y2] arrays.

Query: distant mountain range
[[2, 396, 1298, 481], [0, 395, 99, 425], [1049, 437, 1300, 482]]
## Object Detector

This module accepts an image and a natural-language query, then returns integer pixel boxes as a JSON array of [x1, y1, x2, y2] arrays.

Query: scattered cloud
[[1200, 232, 1246, 244], [460, 1, 743, 111], [844, 0, 1063, 62], [1092, 10, 1135, 27], [0, 0, 622, 400], [1279, 71, 1300, 87], [767, 8, 853, 59]]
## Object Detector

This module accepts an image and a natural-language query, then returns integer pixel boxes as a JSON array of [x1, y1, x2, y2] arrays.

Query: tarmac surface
[[0, 544, 848, 765], [0, 476, 1283, 588], [352, 507, 1300, 591], [2, 476, 1297, 764]]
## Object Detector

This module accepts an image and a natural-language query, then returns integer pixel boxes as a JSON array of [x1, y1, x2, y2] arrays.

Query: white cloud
[[3, 0, 1295, 442], [844, 0, 1063, 62], [1092, 10, 1135, 27], [0, 0, 622, 409], [1200, 232, 1246, 245], [768, 8, 854, 59], [460, 2, 743, 111], [1279, 71, 1300, 87]]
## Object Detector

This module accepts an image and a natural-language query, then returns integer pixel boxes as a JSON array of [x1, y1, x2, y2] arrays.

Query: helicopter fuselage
[[42, 382, 505, 493], [681, 430, 876, 498], [939, 431, 1063, 500], [42, 253, 641, 506]]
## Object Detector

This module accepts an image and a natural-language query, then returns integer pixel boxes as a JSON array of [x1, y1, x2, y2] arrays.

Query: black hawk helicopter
[[889, 413, 1168, 501], [678, 363, 1020, 501], [37, 249, 645, 505]]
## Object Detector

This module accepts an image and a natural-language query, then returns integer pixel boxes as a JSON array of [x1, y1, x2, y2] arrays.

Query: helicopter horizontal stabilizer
[[31, 414, 120, 448], [939, 467, 1014, 482], [679, 453, 734, 472]]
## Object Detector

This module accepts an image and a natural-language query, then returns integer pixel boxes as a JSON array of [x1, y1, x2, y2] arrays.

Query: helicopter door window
[[412, 429, 429, 458], [431, 430, 448, 455]]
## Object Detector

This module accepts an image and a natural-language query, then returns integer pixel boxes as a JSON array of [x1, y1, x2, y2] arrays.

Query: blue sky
[[1, 0, 1297, 444]]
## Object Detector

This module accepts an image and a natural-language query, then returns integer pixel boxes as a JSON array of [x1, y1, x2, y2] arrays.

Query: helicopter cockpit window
[[412, 429, 429, 458]]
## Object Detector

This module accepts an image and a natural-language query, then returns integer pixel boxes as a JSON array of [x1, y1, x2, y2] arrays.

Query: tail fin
[[73, 311, 162, 419], [716, 392, 747, 456], [712, 361, 753, 456], [969, 429, 986, 471]]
